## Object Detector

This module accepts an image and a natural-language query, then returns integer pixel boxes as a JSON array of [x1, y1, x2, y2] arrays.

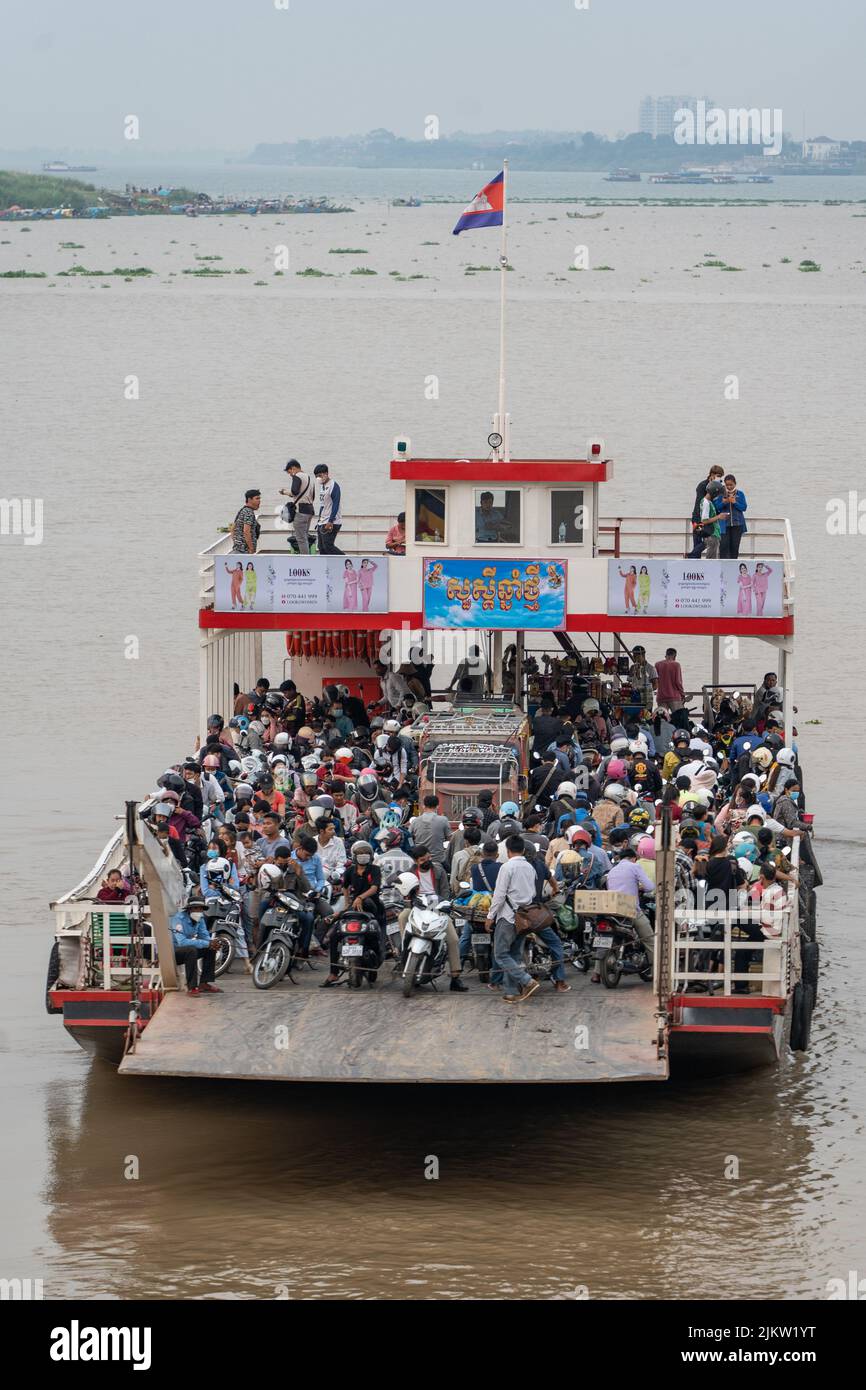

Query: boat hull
[[668, 993, 788, 1075], [53, 989, 161, 1064]]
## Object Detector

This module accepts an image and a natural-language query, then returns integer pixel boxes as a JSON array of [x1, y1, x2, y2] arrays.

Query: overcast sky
[[1, 0, 862, 153]]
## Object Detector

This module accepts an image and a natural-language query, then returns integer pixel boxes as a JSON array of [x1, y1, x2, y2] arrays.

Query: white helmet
[[745, 803, 767, 822], [610, 737, 629, 755], [703, 755, 720, 772], [205, 857, 231, 879], [240, 755, 260, 777], [557, 782, 577, 800], [739, 772, 760, 790], [374, 733, 390, 751], [383, 719, 401, 734], [628, 736, 648, 755], [301, 753, 320, 771], [582, 698, 600, 715], [751, 747, 773, 769], [335, 747, 353, 761], [776, 747, 796, 768], [273, 732, 290, 751], [257, 863, 284, 891], [604, 782, 626, 803], [395, 871, 420, 899], [227, 759, 242, 777], [731, 829, 758, 849], [689, 737, 711, 755]]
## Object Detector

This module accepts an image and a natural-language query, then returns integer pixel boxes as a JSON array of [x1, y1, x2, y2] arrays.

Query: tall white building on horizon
[[639, 95, 714, 138]]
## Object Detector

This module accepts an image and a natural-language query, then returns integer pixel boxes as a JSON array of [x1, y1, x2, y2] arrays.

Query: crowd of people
[[117, 651, 810, 1004]]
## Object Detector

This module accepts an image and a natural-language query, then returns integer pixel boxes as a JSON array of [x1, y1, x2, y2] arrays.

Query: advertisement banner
[[423, 558, 567, 630], [214, 555, 389, 615], [607, 559, 784, 619]]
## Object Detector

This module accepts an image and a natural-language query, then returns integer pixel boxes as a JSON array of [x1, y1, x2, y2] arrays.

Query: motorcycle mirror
[[460, 881, 471, 889]]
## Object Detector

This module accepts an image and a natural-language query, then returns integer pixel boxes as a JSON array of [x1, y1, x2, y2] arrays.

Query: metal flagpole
[[497, 158, 509, 460]]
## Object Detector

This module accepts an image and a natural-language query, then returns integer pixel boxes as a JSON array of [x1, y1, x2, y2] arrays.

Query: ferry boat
[[604, 169, 642, 183], [45, 438, 819, 1083]]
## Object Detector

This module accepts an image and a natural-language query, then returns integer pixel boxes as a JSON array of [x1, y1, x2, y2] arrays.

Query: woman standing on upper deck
[[718, 473, 748, 558]]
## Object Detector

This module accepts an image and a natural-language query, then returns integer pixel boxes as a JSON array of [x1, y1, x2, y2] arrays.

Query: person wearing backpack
[[280, 459, 316, 554]]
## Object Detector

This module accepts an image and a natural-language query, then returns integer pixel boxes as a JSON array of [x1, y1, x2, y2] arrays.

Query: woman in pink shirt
[[343, 559, 359, 611], [358, 558, 377, 612]]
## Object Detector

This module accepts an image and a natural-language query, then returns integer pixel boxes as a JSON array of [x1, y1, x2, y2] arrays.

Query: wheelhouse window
[[474, 488, 521, 545], [413, 487, 446, 544], [550, 489, 585, 546]]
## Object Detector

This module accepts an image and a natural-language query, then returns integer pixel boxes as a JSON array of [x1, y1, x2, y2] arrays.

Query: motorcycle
[[380, 881, 406, 961], [330, 909, 383, 988], [451, 885, 492, 983], [251, 889, 307, 989], [399, 892, 452, 997], [203, 883, 244, 978], [593, 907, 653, 988]]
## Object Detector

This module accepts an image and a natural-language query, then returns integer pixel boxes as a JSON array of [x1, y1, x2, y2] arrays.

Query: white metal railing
[[199, 511, 796, 611], [669, 839, 801, 998], [86, 904, 161, 991]]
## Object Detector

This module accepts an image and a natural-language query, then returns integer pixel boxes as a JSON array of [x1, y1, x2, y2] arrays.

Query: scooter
[[399, 892, 451, 997], [380, 881, 406, 961], [330, 909, 383, 988], [203, 883, 244, 978]]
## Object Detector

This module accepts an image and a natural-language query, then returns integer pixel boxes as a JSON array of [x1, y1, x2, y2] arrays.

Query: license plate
[[593, 935, 611, 949], [341, 943, 363, 957], [471, 933, 490, 947]]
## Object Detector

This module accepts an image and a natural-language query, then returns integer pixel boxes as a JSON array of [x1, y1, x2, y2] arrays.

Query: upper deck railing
[[199, 512, 795, 613]]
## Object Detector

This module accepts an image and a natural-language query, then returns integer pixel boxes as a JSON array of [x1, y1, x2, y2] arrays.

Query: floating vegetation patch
[[780, 256, 792, 263], [420, 240, 440, 245], [798, 259, 821, 271], [700, 259, 727, 268], [350, 266, 377, 275], [59, 241, 85, 249], [195, 254, 223, 261], [296, 267, 333, 277], [0, 269, 47, 277], [182, 266, 230, 275], [57, 264, 154, 276], [329, 247, 367, 254]]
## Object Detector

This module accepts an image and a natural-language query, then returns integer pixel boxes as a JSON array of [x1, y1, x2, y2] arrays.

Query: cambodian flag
[[452, 171, 504, 235]]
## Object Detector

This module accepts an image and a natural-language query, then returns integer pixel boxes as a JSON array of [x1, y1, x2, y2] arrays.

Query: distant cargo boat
[[604, 169, 641, 183], [747, 173, 774, 183], [42, 161, 99, 173]]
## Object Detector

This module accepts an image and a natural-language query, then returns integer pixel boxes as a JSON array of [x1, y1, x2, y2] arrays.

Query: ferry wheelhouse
[[46, 436, 819, 1083]]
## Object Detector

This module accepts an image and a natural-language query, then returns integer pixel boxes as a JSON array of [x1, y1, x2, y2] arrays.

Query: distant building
[[639, 95, 714, 138], [802, 136, 843, 161]]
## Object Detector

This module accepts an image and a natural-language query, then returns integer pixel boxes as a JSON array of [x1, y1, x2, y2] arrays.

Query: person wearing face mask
[[199, 841, 241, 898], [320, 841, 384, 984], [408, 844, 450, 900], [170, 894, 221, 996]]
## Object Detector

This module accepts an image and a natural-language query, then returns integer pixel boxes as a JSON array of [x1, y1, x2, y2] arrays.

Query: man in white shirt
[[486, 835, 540, 1003], [316, 821, 347, 883]]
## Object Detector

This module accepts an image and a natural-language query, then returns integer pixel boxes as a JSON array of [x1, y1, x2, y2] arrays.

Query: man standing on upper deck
[[655, 647, 685, 711], [232, 489, 261, 554], [688, 465, 724, 558], [314, 464, 343, 554], [280, 459, 317, 555]]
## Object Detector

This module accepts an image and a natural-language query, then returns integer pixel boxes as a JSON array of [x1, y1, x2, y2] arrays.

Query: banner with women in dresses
[[215, 555, 388, 614], [607, 559, 783, 619]]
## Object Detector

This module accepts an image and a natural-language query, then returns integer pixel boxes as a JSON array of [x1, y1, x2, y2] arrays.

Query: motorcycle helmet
[[395, 871, 420, 899], [672, 730, 690, 748], [763, 732, 784, 755], [369, 716, 385, 731], [738, 772, 760, 792], [604, 782, 626, 803], [461, 806, 483, 828], [300, 771, 318, 791], [745, 803, 767, 822], [264, 692, 283, 713], [678, 820, 701, 841], [751, 747, 773, 770], [375, 827, 403, 852], [374, 733, 390, 752], [159, 771, 186, 796], [351, 840, 375, 864], [776, 747, 796, 768], [610, 736, 630, 755], [335, 747, 353, 762], [356, 771, 379, 803], [566, 826, 592, 846], [582, 698, 601, 715], [297, 726, 314, 742], [733, 839, 759, 863], [383, 719, 401, 734], [606, 758, 627, 782], [203, 754, 221, 771], [312, 794, 335, 812], [151, 800, 174, 819], [159, 788, 180, 805], [227, 759, 242, 778], [257, 863, 284, 891], [305, 805, 330, 829], [628, 807, 651, 831], [557, 782, 577, 801], [205, 857, 231, 880], [637, 834, 655, 859], [272, 731, 291, 752], [500, 801, 520, 818], [702, 755, 720, 773], [706, 479, 724, 500], [628, 832, 647, 854]]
